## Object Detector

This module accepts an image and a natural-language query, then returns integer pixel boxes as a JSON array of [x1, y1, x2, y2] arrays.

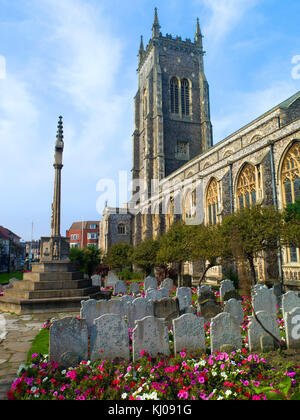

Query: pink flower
[[66, 370, 77, 380]]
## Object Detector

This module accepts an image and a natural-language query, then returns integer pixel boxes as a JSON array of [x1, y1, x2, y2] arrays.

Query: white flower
[[121, 393, 127, 400], [225, 390, 232, 397], [217, 396, 224, 400], [61, 370, 66, 375]]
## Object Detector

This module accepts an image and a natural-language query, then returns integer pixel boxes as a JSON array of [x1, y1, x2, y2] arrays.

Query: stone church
[[99, 9, 300, 290]]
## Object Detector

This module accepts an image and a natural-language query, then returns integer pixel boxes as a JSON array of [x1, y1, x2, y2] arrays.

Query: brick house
[[66, 221, 99, 249]]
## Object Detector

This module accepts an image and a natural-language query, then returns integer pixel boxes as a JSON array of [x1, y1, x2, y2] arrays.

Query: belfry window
[[118, 223, 126, 235], [237, 164, 257, 209], [181, 79, 190, 116], [170, 77, 179, 114]]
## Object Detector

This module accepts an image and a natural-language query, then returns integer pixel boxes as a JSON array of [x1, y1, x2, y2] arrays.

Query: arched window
[[118, 223, 126, 235], [237, 164, 257, 209], [206, 179, 218, 225], [183, 189, 197, 221], [181, 79, 190, 116], [170, 77, 179, 114], [281, 142, 300, 263]]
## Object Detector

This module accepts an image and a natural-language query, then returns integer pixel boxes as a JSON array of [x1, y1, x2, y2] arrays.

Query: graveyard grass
[[0, 271, 23, 285], [8, 294, 300, 401]]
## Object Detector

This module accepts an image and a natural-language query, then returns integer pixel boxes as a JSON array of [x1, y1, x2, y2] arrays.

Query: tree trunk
[[198, 263, 214, 288], [248, 255, 257, 285]]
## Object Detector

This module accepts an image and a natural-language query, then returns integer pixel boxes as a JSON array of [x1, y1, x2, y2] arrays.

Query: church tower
[[132, 9, 213, 193]]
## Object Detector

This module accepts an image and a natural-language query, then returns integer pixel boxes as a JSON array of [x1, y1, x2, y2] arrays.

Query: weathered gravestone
[[211, 312, 242, 353], [49, 317, 88, 367], [284, 307, 300, 350], [197, 285, 212, 295], [176, 287, 192, 312], [224, 298, 244, 324], [129, 282, 140, 295], [252, 286, 277, 317], [161, 278, 174, 291], [282, 291, 300, 319], [153, 297, 180, 327], [223, 289, 241, 302], [132, 316, 170, 361], [91, 275, 102, 287], [80, 299, 124, 333], [173, 314, 205, 355], [198, 290, 221, 321], [114, 280, 128, 295], [248, 311, 281, 352], [144, 276, 157, 291], [106, 271, 119, 288], [90, 314, 130, 362], [146, 288, 169, 301], [127, 297, 154, 329], [220, 279, 235, 302]]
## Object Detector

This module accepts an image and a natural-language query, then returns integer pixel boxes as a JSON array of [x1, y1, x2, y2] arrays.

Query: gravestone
[[106, 271, 119, 288], [224, 299, 244, 324], [91, 275, 102, 287], [146, 288, 169, 301], [211, 312, 242, 353], [153, 298, 180, 327], [120, 295, 135, 315], [132, 316, 169, 361], [198, 290, 220, 321], [161, 278, 174, 291], [127, 297, 154, 329], [220, 279, 235, 302], [197, 285, 212, 295], [252, 286, 277, 316], [248, 311, 281, 352], [282, 291, 300, 319], [173, 314, 205, 355], [90, 314, 130, 362], [80, 299, 123, 333], [129, 282, 140, 295], [223, 289, 241, 302], [49, 317, 88, 367], [284, 307, 300, 350], [114, 280, 128, 295], [176, 287, 192, 312], [144, 276, 157, 291]]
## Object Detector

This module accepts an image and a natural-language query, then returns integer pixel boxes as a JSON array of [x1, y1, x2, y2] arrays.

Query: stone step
[[31, 261, 78, 273], [4, 287, 100, 300], [23, 271, 84, 282], [13, 279, 91, 291], [0, 292, 105, 315]]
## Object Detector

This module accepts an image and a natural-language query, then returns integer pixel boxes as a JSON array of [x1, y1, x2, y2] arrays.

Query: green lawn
[[27, 328, 50, 363], [0, 271, 23, 285]]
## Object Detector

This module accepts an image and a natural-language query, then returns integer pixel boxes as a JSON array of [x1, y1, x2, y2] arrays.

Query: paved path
[[0, 311, 78, 400]]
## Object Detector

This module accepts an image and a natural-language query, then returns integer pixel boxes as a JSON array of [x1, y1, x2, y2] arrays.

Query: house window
[[118, 223, 126, 235], [237, 164, 257, 209], [206, 179, 218, 225], [181, 79, 190, 116], [90, 224, 97, 230], [88, 233, 98, 240], [281, 142, 300, 263], [170, 77, 179, 114]]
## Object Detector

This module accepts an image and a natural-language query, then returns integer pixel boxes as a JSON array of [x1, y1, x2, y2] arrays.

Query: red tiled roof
[[0, 226, 21, 241], [68, 221, 99, 231]]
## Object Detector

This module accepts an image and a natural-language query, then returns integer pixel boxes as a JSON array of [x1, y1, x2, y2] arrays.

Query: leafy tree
[[131, 238, 159, 276], [282, 198, 300, 248], [70, 246, 102, 279], [284, 198, 300, 221], [105, 243, 133, 273]]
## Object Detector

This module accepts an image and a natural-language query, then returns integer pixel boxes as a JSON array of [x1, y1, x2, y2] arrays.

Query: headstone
[[80, 299, 123, 333], [106, 271, 119, 287], [220, 279, 235, 302], [223, 289, 241, 302], [224, 299, 244, 324], [127, 297, 154, 329], [91, 275, 102, 287], [184, 305, 197, 315], [90, 314, 130, 362], [260, 335, 276, 353], [284, 307, 300, 350], [144, 276, 157, 291], [129, 282, 140, 295], [252, 287, 277, 316], [153, 298, 180, 327], [114, 280, 128, 295], [173, 314, 205, 355], [49, 317, 88, 367], [161, 278, 174, 291], [197, 285, 212, 295], [198, 290, 220, 321], [132, 316, 170, 361], [282, 291, 300, 319], [146, 288, 169, 301], [176, 287, 192, 312], [120, 295, 135, 315], [248, 311, 281, 353], [211, 312, 242, 353]]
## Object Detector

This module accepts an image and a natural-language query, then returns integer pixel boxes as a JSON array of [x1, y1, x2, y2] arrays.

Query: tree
[[222, 205, 284, 286], [282, 198, 300, 248], [189, 223, 233, 287], [105, 243, 133, 273], [284, 198, 300, 221], [130, 238, 159, 276], [70, 246, 102, 279], [156, 221, 194, 283]]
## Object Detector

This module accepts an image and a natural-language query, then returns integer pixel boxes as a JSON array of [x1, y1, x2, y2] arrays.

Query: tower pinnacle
[[138, 35, 145, 63], [195, 17, 203, 48], [152, 7, 161, 39]]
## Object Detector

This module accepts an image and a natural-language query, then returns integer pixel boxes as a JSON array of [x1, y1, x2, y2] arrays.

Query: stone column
[[51, 116, 64, 238]]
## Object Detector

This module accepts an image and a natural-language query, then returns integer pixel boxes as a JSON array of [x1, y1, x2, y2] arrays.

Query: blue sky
[[0, 0, 299, 241]]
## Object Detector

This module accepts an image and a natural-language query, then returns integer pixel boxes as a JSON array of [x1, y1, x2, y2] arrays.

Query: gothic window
[[118, 223, 126, 235], [237, 164, 257, 209], [206, 179, 218, 225], [281, 142, 300, 263], [170, 77, 179, 114], [181, 79, 190, 116], [184, 189, 197, 220]]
